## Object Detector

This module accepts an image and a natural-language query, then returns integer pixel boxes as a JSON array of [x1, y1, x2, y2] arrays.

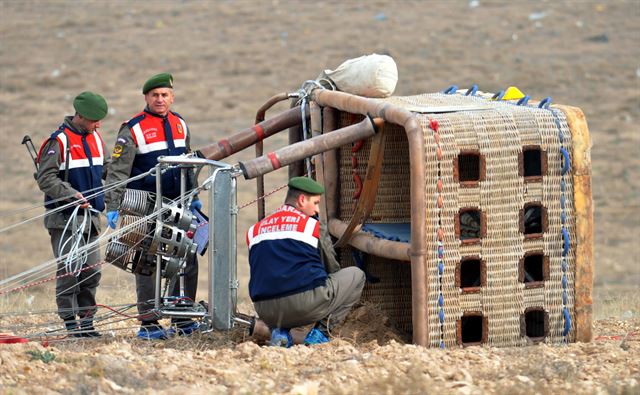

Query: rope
[[294, 80, 326, 178], [237, 169, 311, 211], [300, 99, 313, 177], [0, 178, 208, 340], [1, 303, 140, 344], [0, 189, 197, 295], [551, 107, 573, 340], [238, 181, 289, 210], [351, 139, 364, 201], [0, 261, 105, 296], [0, 165, 161, 233], [54, 192, 198, 299], [429, 118, 446, 349], [94, 303, 141, 320], [0, 188, 205, 341], [0, 302, 134, 319], [595, 332, 639, 341], [57, 206, 95, 276], [0, 303, 137, 332]]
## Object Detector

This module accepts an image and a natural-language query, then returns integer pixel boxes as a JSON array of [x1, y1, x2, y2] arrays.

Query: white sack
[[318, 54, 398, 98]]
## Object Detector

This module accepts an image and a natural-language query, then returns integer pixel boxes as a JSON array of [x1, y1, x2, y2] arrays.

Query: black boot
[[64, 318, 79, 336], [79, 319, 101, 338]]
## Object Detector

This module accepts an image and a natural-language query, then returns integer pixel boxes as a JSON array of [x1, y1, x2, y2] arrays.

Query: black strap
[[64, 132, 70, 182]]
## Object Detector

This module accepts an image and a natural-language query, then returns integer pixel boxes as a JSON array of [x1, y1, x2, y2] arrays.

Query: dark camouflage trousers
[[49, 228, 101, 321]]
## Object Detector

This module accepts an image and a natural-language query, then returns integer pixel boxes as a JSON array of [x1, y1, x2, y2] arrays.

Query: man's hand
[[74, 192, 90, 208], [106, 211, 119, 229], [190, 200, 202, 213]]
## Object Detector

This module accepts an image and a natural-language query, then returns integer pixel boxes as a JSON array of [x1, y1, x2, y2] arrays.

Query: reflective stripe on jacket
[[247, 205, 328, 302], [37, 124, 105, 212], [125, 110, 188, 198]]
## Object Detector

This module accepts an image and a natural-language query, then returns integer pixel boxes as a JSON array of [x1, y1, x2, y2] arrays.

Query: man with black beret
[[104, 73, 200, 340], [36, 91, 109, 337], [246, 177, 365, 347]]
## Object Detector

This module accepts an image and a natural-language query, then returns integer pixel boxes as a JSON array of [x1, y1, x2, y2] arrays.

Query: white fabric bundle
[[318, 54, 398, 98]]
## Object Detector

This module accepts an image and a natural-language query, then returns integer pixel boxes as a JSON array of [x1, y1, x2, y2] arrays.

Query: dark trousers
[[135, 255, 198, 320], [48, 228, 101, 321]]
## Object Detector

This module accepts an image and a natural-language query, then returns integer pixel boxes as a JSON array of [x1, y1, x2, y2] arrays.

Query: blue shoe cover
[[304, 327, 329, 345], [270, 328, 293, 348], [136, 324, 168, 340], [170, 321, 200, 336]]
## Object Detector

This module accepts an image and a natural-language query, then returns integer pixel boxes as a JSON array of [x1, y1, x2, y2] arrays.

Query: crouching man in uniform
[[247, 177, 365, 347], [36, 91, 108, 337]]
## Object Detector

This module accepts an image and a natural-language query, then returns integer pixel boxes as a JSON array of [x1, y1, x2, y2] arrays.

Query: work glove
[[190, 200, 202, 214], [106, 211, 119, 229]]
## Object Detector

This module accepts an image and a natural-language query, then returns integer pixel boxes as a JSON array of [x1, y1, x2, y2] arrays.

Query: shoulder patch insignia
[[176, 123, 183, 134], [112, 145, 123, 158]]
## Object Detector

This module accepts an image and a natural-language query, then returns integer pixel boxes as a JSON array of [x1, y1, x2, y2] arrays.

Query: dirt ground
[[0, 1, 638, 394]]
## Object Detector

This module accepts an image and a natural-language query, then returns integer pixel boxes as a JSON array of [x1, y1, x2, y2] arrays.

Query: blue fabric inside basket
[[361, 223, 411, 243]]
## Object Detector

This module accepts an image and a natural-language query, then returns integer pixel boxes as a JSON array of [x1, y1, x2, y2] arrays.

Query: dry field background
[[0, 1, 638, 394]]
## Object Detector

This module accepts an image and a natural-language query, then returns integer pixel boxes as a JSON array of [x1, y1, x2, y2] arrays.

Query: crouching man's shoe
[[270, 328, 293, 348], [304, 326, 329, 345], [137, 321, 169, 340]]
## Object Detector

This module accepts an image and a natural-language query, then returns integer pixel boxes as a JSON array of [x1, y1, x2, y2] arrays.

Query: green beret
[[73, 91, 108, 121], [288, 177, 325, 195], [143, 72, 173, 94]]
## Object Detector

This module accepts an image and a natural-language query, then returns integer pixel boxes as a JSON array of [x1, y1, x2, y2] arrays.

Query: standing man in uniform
[[247, 177, 365, 347], [104, 73, 200, 340], [36, 91, 108, 337]]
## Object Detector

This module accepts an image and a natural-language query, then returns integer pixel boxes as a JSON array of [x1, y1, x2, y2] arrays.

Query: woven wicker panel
[[475, 107, 526, 347], [333, 92, 577, 347], [402, 94, 577, 347], [537, 108, 577, 342], [339, 247, 413, 334], [459, 292, 483, 312], [422, 113, 464, 347], [524, 183, 544, 201], [512, 110, 543, 147], [458, 187, 481, 208], [337, 113, 411, 223], [523, 286, 546, 307]]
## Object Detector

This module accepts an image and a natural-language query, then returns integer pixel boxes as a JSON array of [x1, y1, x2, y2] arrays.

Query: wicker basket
[[318, 90, 592, 347]]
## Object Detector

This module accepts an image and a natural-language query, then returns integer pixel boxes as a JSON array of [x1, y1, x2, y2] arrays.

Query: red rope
[[95, 303, 140, 320], [0, 261, 106, 296], [0, 333, 29, 344], [595, 331, 638, 341], [239, 181, 289, 210]]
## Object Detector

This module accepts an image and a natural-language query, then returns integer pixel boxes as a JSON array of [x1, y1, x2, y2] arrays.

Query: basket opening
[[459, 209, 482, 240], [524, 308, 547, 340], [460, 258, 482, 288], [461, 315, 484, 344], [458, 153, 480, 181], [523, 147, 543, 177], [523, 205, 543, 234], [523, 254, 544, 282]]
